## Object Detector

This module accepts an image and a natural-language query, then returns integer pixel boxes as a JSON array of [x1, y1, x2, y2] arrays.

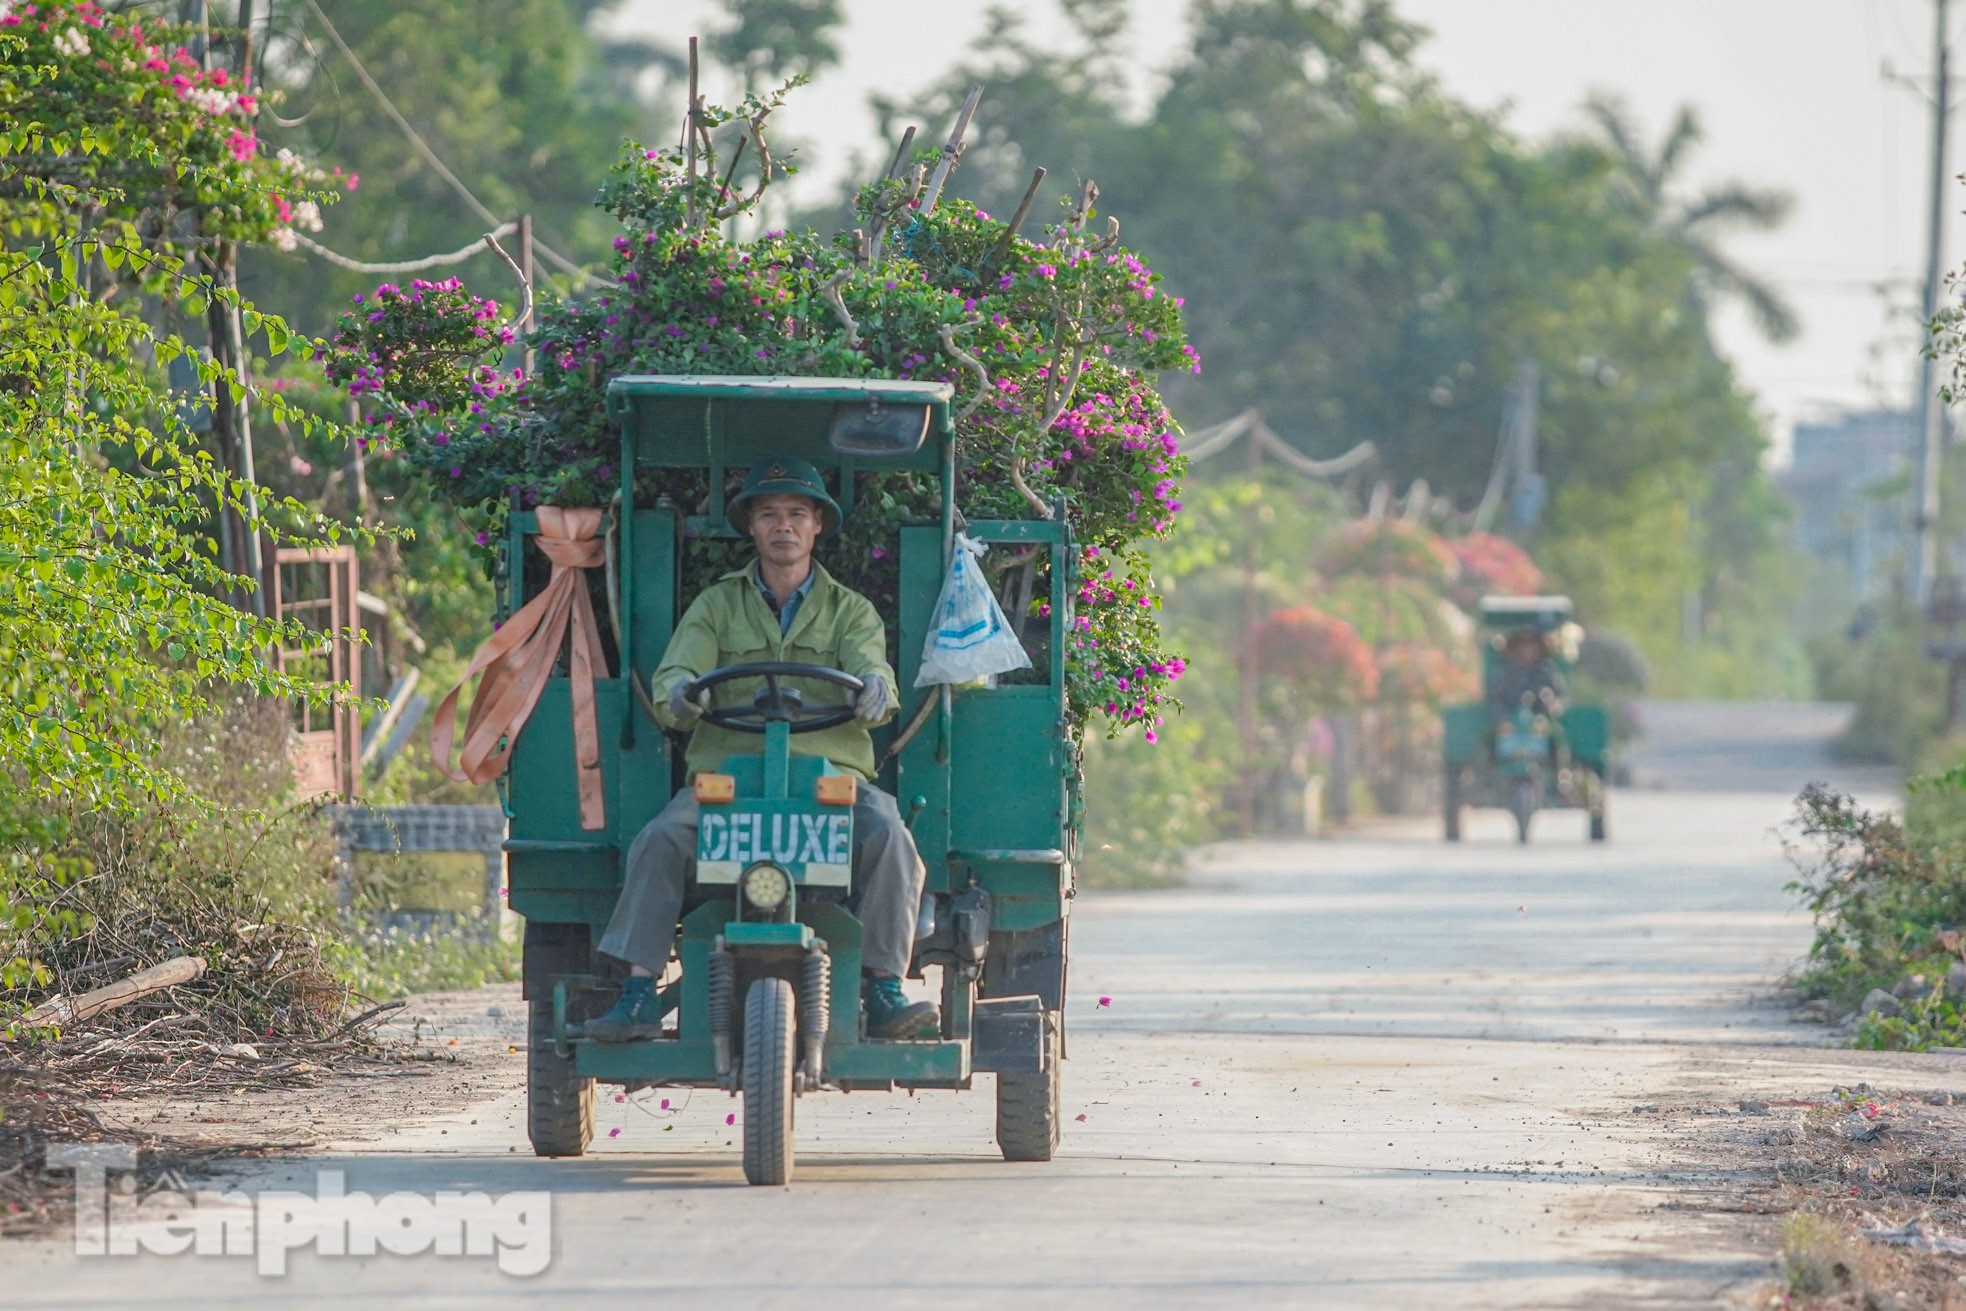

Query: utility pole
[[189, 0, 265, 614], [1236, 421, 1262, 837], [1911, 0, 1952, 607]]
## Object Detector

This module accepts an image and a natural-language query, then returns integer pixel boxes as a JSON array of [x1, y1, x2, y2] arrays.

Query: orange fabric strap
[[431, 506, 610, 830]]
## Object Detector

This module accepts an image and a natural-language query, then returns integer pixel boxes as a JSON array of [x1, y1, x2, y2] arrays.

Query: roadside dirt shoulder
[[99, 982, 527, 1149], [2, 983, 525, 1236], [1631, 1042, 1966, 1309]]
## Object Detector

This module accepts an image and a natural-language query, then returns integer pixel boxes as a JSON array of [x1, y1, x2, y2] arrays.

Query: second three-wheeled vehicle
[[498, 376, 1074, 1183], [1440, 595, 1610, 845]]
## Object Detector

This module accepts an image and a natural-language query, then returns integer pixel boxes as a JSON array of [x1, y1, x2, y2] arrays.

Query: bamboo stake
[[885, 125, 918, 179], [918, 84, 984, 218], [985, 167, 1047, 268], [684, 37, 699, 228]]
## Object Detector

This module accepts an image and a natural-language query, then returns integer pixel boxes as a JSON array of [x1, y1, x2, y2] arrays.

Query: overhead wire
[[295, 0, 614, 290], [1182, 409, 1376, 477], [292, 223, 516, 273]]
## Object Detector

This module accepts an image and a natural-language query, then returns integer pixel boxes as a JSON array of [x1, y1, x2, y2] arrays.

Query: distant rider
[[1489, 626, 1566, 723]]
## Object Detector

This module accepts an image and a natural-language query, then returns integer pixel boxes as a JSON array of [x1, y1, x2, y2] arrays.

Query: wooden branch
[[1068, 179, 1100, 238], [938, 318, 990, 425], [481, 231, 532, 332], [710, 132, 749, 219], [821, 269, 860, 347], [713, 102, 784, 220], [9, 956, 206, 1034]]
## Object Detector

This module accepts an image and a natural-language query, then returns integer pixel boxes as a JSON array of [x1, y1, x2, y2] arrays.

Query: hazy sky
[[621, 0, 1960, 454]]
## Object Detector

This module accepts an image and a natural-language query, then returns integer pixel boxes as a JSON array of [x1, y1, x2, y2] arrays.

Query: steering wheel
[[685, 662, 865, 734]]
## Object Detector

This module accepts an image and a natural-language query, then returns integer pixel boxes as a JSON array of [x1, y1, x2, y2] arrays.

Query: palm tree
[[1581, 93, 1799, 344]]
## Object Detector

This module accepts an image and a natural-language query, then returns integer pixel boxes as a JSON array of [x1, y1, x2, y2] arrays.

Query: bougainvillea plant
[[1446, 532, 1543, 606], [1315, 519, 1457, 587], [1374, 641, 1478, 706], [325, 89, 1196, 741], [1251, 606, 1378, 710]]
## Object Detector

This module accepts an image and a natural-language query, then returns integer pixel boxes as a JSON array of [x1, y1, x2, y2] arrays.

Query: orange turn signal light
[[694, 773, 736, 804], [815, 775, 858, 807]]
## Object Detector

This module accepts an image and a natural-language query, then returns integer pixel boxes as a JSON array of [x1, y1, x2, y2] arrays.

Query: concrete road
[[6, 701, 1909, 1308]]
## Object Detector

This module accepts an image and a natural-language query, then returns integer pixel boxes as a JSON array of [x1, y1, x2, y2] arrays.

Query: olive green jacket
[[651, 561, 899, 780]]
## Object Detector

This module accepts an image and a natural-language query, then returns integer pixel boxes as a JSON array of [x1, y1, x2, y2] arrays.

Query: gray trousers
[[598, 783, 927, 977]]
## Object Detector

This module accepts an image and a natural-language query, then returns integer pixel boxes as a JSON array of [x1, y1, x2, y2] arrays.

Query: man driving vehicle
[[1488, 625, 1567, 723], [586, 455, 938, 1042]]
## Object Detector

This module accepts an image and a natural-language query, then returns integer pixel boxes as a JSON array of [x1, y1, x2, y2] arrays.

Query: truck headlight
[[741, 862, 792, 911]]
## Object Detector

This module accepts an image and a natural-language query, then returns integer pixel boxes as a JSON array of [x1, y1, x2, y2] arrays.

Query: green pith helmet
[[727, 454, 843, 537]]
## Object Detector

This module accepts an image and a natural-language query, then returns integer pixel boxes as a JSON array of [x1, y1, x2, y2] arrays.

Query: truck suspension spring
[[800, 947, 831, 1087], [708, 946, 734, 1083]]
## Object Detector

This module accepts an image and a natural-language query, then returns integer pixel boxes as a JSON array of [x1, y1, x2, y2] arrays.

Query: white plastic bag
[[916, 534, 1034, 687]]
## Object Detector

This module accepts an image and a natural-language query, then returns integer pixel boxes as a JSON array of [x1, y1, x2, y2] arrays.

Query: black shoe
[[863, 974, 939, 1039], [582, 977, 665, 1042]]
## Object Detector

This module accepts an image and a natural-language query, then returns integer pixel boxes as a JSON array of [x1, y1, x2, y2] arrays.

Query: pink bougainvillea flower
[[608, 1127, 621, 1138], [724, 1113, 735, 1126], [1097, 996, 1111, 1008]]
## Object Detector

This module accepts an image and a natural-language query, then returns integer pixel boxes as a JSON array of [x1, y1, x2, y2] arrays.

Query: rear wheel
[[741, 977, 797, 1186], [1443, 766, 1463, 842], [996, 1011, 1061, 1162], [527, 997, 594, 1157]]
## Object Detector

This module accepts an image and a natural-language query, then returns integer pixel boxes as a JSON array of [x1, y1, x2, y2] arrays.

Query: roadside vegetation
[[1786, 782, 1966, 1050]]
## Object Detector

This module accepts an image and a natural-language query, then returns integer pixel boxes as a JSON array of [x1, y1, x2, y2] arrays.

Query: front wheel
[[527, 998, 594, 1157], [1509, 775, 1536, 845], [741, 977, 797, 1186], [1443, 766, 1463, 842], [996, 1010, 1061, 1161]]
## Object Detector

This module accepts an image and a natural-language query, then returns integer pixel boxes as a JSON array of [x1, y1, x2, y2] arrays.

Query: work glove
[[853, 678, 892, 725], [667, 682, 710, 728]]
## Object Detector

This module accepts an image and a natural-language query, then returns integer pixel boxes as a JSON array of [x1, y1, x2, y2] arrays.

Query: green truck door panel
[[1442, 702, 1487, 764], [1561, 704, 1611, 764], [505, 505, 678, 912], [949, 688, 1065, 851]]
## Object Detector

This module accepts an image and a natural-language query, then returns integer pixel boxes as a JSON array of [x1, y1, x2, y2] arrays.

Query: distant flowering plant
[[1375, 641, 1478, 706], [1446, 532, 1543, 604], [1315, 520, 1457, 586], [325, 91, 1195, 741], [0, 0, 329, 251], [1252, 606, 1378, 710]]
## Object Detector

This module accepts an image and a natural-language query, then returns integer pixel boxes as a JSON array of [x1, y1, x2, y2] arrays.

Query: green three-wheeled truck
[[1440, 595, 1611, 845], [499, 376, 1073, 1184]]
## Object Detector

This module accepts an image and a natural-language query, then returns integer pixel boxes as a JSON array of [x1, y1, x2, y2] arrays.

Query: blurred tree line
[[875, 0, 1805, 700]]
